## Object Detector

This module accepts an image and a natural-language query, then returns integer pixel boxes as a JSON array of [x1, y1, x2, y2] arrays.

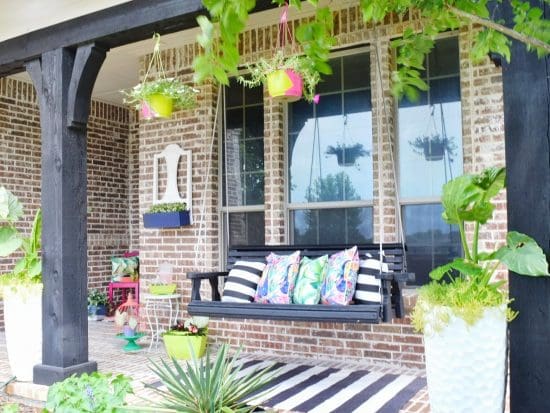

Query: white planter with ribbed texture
[[423, 305, 507, 413], [3, 283, 42, 382]]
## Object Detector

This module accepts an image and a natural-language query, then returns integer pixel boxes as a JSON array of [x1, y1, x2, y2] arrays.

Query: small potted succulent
[[143, 202, 190, 229], [122, 33, 199, 119], [163, 316, 209, 360], [87, 289, 108, 321], [238, 50, 320, 102]]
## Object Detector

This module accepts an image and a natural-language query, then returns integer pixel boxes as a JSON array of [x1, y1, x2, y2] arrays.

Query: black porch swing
[[187, 44, 414, 324]]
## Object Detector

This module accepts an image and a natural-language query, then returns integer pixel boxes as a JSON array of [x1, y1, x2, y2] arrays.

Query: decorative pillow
[[292, 255, 328, 305], [354, 253, 388, 305], [111, 256, 139, 282], [255, 251, 301, 304], [222, 261, 266, 303], [320, 246, 360, 305]]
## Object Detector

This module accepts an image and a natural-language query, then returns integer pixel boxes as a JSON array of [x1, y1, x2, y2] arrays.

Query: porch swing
[[187, 44, 414, 324]]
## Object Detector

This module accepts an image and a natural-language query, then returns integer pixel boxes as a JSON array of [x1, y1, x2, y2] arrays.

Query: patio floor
[[0, 321, 430, 412]]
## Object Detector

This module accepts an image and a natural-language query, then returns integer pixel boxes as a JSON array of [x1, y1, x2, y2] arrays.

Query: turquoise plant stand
[[117, 332, 145, 352]]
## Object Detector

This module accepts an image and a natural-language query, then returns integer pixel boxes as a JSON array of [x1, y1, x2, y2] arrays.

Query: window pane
[[403, 204, 461, 285], [343, 53, 370, 89], [223, 80, 264, 207], [289, 52, 373, 205], [316, 58, 342, 94], [292, 207, 373, 245], [226, 212, 265, 246], [398, 37, 462, 199]]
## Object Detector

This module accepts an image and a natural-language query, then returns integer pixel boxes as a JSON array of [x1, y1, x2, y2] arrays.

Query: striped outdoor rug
[[148, 358, 426, 413]]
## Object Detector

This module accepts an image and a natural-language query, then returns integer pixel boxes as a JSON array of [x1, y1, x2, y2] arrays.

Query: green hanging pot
[[163, 333, 207, 360], [145, 93, 174, 118]]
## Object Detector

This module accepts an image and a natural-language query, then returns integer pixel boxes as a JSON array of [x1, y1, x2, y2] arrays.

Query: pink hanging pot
[[267, 69, 303, 102]]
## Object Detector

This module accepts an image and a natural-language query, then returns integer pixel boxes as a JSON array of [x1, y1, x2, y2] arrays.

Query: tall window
[[221, 78, 265, 246], [398, 36, 463, 285], [287, 50, 373, 245]]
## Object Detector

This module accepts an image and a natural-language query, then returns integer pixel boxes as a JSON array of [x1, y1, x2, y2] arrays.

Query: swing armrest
[[187, 271, 229, 302]]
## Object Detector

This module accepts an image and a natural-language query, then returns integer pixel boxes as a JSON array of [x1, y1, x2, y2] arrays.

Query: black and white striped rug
[[149, 358, 426, 413]]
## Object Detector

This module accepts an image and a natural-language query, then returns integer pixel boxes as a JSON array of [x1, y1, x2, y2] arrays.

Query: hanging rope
[[194, 86, 222, 272], [373, 36, 408, 271], [143, 33, 167, 82]]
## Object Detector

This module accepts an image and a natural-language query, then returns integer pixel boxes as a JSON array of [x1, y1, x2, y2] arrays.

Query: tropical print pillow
[[254, 251, 301, 304], [292, 255, 328, 305], [320, 246, 359, 305]]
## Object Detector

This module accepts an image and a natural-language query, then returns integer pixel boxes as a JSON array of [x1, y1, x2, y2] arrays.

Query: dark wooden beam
[[502, 1, 550, 412], [27, 43, 107, 385], [0, 0, 276, 77]]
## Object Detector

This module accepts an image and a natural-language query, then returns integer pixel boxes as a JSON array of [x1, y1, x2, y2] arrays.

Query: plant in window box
[[0, 186, 42, 382], [162, 316, 209, 360], [87, 289, 108, 321], [122, 33, 199, 119], [325, 143, 369, 167], [411, 167, 549, 413], [143, 202, 190, 229]]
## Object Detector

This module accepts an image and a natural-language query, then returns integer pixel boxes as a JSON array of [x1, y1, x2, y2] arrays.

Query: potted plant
[[87, 289, 108, 321], [162, 316, 209, 360], [410, 134, 457, 162], [239, 50, 320, 102], [146, 344, 274, 412], [411, 167, 549, 413], [325, 143, 369, 167], [0, 187, 42, 382], [143, 202, 190, 229], [122, 33, 199, 119], [45, 372, 133, 412]]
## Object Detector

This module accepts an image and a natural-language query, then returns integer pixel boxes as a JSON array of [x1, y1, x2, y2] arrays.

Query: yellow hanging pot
[[146, 94, 174, 118]]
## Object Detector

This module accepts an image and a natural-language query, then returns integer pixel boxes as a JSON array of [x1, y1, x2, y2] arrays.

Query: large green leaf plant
[[0, 187, 42, 295], [411, 167, 549, 333], [193, 0, 550, 100]]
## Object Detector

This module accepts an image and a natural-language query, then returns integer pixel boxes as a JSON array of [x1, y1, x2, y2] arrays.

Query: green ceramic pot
[[163, 332, 207, 360], [146, 94, 174, 118]]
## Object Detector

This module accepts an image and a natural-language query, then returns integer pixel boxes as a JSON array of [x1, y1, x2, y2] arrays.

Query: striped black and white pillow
[[222, 261, 266, 303], [354, 254, 388, 305]]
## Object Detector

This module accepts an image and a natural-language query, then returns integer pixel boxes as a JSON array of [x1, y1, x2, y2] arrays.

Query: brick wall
[[0, 76, 132, 328], [132, 1, 507, 369]]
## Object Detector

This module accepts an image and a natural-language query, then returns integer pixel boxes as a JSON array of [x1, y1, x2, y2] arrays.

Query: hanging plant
[[238, 51, 320, 102], [122, 33, 199, 119], [325, 143, 370, 167], [410, 134, 457, 162]]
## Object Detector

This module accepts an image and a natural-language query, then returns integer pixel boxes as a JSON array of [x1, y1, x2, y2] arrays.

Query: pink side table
[[108, 281, 140, 304]]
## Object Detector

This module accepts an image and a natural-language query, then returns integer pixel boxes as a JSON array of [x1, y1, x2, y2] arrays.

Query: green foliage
[[147, 202, 187, 213], [0, 187, 42, 295], [146, 344, 275, 412], [122, 78, 199, 111], [412, 167, 549, 333], [88, 289, 108, 306], [2, 404, 19, 413], [193, 0, 550, 101], [238, 51, 321, 102], [45, 372, 133, 413]]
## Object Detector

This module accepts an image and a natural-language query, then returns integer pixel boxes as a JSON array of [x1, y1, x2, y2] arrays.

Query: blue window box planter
[[143, 211, 190, 228]]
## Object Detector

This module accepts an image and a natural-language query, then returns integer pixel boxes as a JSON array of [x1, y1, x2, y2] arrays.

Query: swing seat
[[187, 244, 414, 324]]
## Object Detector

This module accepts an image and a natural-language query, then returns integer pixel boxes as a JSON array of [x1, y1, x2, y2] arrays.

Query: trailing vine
[[193, 0, 550, 99]]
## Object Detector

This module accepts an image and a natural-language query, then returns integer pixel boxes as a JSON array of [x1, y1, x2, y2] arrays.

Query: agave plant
[[147, 344, 275, 413]]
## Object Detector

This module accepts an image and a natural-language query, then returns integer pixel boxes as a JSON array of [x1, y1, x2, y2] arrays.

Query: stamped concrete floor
[[0, 321, 429, 412]]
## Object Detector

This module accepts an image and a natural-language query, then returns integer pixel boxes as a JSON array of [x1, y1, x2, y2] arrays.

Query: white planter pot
[[423, 305, 507, 413], [3, 283, 43, 382]]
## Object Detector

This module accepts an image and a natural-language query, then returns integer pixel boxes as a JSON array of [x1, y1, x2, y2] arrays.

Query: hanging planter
[[122, 33, 199, 119], [326, 143, 369, 167], [410, 135, 455, 162], [238, 4, 320, 103]]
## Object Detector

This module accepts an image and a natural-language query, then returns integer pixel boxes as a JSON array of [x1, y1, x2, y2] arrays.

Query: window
[[287, 50, 373, 244], [221, 78, 265, 246], [398, 36, 463, 285]]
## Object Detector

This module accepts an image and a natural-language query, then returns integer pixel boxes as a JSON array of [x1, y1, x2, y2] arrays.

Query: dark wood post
[[502, 1, 550, 411], [26, 43, 107, 385]]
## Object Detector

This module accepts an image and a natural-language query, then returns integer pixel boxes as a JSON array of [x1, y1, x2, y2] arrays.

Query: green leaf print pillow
[[292, 255, 328, 305]]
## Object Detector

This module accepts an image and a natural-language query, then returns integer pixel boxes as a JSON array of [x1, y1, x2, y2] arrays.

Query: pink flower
[[313, 94, 320, 104]]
